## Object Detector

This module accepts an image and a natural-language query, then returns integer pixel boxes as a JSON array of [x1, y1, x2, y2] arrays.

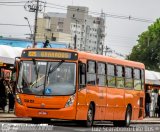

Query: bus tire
[[113, 106, 132, 127], [83, 104, 94, 127], [124, 106, 132, 127]]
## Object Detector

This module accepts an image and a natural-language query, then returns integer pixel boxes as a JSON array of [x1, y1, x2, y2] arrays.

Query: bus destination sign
[[21, 50, 78, 60]]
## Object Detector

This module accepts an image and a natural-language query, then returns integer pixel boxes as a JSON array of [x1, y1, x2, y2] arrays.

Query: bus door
[[132, 68, 144, 119], [97, 62, 106, 120], [77, 62, 87, 120]]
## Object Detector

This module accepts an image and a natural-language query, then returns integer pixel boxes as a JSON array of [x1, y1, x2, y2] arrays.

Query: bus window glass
[[107, 64, 116, 87], [125, 67, 133, 89], [97, 62, 106, 86], [141, 69, 144, 90], [79, 63, 86, 88], [17, 61, 76, 95], [87, 61, 96, 85], [134, 68, 141, 90], [116, 65, 124, 88]]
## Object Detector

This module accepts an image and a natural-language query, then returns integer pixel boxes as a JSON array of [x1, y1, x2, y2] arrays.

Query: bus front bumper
[[15, 103, 76, 120]]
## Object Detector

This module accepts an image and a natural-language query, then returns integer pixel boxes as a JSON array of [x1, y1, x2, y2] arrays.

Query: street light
[[24, 17, 32, 40]]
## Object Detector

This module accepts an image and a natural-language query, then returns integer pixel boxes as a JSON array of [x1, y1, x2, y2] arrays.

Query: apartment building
[[36, 6, 105, 54]]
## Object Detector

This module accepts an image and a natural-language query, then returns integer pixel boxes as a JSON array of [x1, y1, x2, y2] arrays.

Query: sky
[[0, 0, 160, 56]]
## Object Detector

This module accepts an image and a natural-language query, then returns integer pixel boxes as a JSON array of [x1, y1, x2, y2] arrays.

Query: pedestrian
[[157, 92, 160, 117], [43, 40, 51, 48], [7, 81, 15, 112], [0, 78, 7, 112], [145, 91, 151, 117]]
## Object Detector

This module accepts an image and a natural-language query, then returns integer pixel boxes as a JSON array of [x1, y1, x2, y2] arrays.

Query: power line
[[0, 23, 28, 27], [0, 4, 23, 6], [45, 2, 154, 23], [0, 1, 154, 23], [0, 1, 26, 6], [0, 1, 26, 3]]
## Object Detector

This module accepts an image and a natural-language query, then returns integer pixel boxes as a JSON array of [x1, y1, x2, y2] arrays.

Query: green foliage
[[128, 18, 160, 71]]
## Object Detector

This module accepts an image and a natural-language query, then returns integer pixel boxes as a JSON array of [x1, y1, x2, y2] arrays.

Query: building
[[36, 6, 105, 54], [36, 13, 71, 43]]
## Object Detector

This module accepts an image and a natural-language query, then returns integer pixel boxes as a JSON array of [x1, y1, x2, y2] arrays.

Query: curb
[[1, 114, 160, 124], [132, 118, 160, 124]]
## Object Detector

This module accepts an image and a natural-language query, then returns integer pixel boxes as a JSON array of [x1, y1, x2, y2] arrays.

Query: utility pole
[[24, 0, 45, 47], [74, 19, 78, 49], [33, 0, 39, 48], [72, 8, 79, 50]]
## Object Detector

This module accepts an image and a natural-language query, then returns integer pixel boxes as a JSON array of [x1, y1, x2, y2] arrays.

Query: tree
[[128, 18, 160, 71]]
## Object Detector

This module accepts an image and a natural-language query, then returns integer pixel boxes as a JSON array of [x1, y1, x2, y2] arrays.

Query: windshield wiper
[[32, 59, 39, 76], [43, 60, 65, 94], [32, 59, 39, 88], [48, 60, 65, 75]]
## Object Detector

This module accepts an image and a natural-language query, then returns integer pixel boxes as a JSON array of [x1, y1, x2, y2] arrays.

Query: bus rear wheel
[[113, 106, 132, 127], [124, 106, 132, 127]]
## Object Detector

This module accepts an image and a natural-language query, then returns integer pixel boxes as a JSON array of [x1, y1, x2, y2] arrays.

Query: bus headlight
[[15, 94, 23, 105], [65, 94, 75, 107]]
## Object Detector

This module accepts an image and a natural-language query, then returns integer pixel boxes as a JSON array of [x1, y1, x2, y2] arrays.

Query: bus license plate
[[38, 111, 48, 115]]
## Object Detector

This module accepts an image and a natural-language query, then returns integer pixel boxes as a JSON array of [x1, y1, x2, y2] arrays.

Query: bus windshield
[[17, 60, 76, 96]]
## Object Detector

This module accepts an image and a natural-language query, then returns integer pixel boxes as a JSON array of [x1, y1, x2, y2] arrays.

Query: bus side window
[[116, 65, 125, 88], [87, 61, 96, 85], [134, 68, 141, 90], [107, 64, 116, 87], [125, 67, 133, 89], [141, 69, 145, 90], [97, 62, 106, 86], [79, 63, 86, 89]]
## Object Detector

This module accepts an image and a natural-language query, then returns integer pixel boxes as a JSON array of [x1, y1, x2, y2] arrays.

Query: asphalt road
[[0, 118, 160, 132]]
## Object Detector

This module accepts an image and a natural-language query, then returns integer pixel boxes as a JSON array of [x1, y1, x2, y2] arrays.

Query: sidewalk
[[0, 111, 30, 121], [0, 112, 16, 118]]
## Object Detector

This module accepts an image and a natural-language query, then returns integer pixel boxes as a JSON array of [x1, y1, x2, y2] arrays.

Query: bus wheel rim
[[126, 110, 131, 125], [88, 108, 93, 122]]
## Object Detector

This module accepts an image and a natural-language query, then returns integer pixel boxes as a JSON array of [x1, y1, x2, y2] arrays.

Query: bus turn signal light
[[15, 94, 23, 105]]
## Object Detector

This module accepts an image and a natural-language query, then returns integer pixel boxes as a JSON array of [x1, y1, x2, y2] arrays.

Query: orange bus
[[15, 48, 145, 127]]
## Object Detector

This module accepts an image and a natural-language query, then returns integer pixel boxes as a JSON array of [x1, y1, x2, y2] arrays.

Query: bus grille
[[27, 107, 60, 110]]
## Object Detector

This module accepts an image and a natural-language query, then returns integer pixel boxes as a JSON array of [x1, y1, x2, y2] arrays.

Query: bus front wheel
[[76, 104, 94, 127], [86, 104, 94, 127], [80, 104, 94, 127]]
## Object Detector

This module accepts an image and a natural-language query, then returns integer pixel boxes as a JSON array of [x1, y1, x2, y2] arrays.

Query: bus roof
[[77, 51, 144, 69], [22, 48, 145, 69]]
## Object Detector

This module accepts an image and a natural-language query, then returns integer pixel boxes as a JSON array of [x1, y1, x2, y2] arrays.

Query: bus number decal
[[28, 51, 37, 57], [24, 99, 34, 103]]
